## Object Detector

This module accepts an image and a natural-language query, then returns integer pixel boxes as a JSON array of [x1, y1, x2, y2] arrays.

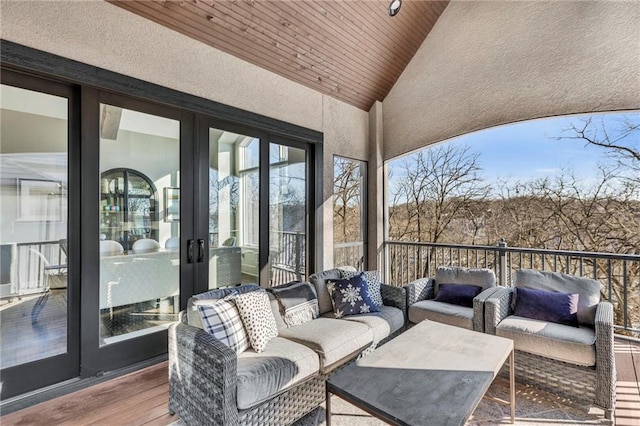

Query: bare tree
[[333, 158, 362, 244], [558, 115, 640, 182], [389, 144, 490, 244]]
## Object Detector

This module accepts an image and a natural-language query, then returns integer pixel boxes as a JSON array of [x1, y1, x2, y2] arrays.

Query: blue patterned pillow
[[326, 275, 379, 318], [198, 296, 250, 354], [341, 270, 383, 307]]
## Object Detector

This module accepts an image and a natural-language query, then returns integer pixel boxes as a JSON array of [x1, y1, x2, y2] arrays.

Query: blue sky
[[388, 112, 639, 194]]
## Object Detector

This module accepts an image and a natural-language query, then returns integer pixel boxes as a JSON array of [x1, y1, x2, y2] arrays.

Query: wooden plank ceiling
[[108, 0, 449, 111]]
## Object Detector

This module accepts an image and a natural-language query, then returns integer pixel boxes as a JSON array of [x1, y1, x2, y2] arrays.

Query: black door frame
[[266, 135, 317, 285], [0, 69, 81, 399], [80, 89, 197, 375], [195, 118, 319, 291]]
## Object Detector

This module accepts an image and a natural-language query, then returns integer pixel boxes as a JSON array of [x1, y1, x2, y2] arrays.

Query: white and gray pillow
[[198, 296, 250, 354], [340, 270, 383, 307], [268, 281, 319, 327], [234, 289, 279, 353]]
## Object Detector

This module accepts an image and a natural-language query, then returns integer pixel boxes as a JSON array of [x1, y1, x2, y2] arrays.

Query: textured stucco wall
[[0, 0, 370, 272], [320, 96, 370, 270], [383, 0, 640, 161]]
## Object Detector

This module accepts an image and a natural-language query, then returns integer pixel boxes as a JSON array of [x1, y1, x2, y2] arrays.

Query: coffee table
[[326, 320, 515, 425]]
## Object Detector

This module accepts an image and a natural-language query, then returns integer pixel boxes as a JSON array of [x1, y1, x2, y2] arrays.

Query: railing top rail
[[334, 241, 364, 249], [14, 240, 62, 247], [384, 240, 640, 261]]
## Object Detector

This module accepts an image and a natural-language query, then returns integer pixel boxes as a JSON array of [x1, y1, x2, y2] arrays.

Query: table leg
[[509, 350, 515, 424], [326, 385, 331, 426]]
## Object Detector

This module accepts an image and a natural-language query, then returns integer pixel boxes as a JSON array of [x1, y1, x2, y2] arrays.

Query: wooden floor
[[2, 339, 639, 425]]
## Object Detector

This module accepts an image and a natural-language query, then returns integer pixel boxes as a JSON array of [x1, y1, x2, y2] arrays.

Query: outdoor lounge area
[[1, 0, 639, 425]]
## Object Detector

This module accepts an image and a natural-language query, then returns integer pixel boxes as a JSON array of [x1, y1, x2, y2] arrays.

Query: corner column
[[367, 101, 386, 278]]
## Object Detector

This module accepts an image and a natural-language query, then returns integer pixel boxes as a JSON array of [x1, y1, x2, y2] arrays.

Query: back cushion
[[513, 269, 601, 325], [309, 269, 342, 314], [434, 266, 496, 295], [187, 284, 261, 329]]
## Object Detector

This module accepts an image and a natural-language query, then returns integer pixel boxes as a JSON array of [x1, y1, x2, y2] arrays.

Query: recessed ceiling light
[[389, 0, 402, 17]]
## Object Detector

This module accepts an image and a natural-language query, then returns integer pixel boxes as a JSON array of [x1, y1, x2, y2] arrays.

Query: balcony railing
[[379, 240, 640, 337], [1, 240, 67, 298], [333, 241, 366, 270]]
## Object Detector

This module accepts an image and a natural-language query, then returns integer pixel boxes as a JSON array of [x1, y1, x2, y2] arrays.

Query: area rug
[[293, 376, 608, 426], [168, 376, 608, 426]]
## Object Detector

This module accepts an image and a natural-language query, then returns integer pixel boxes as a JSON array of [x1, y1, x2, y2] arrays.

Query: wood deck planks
[[2, 339, 639, 426], [1, 362, 170, 426]]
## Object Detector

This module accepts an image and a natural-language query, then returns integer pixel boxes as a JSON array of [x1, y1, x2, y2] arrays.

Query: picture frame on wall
[[17, 178, 63, 222], [164, 187, 180, 222]]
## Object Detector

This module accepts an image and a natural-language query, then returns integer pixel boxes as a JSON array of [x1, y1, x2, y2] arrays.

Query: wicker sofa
[[484, 269, 616, 419], [168, 268, 406, 425]]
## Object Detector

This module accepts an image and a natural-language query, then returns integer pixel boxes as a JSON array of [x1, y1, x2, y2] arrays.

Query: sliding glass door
[[269, 142, 309, 286], [198, 122, 314, 291], [81, 91, 195, 374], [204, 125, 260, 289], [97, 103, 181, 346], [0, 71, 80, 399], [1, 66, 319, 399]]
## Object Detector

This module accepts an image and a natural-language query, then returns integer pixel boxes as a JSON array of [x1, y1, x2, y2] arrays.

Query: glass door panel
[[269, 143, 307, 286], [98, 104, 180, 345], [208, 128, 259, 288], [0, 84, 69, 368]]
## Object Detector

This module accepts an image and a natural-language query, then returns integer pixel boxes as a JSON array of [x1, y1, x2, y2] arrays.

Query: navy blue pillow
[[433, 284, 482, 308], [326, 275, 379, 318], [514, 287, 579, 327]]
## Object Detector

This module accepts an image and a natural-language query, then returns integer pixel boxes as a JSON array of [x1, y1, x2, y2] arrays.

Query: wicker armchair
[[484, 269, 616, 420], [404, 266, 502, 332]]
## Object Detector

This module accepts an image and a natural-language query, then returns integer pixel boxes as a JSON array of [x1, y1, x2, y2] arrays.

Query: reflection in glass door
[[269, 143, 307, 286], [98, 104, 180, 345], [208, 128, 259, 289]]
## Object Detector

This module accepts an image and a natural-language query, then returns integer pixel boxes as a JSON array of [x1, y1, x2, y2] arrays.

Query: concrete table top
[[326, 320, 514, 426]]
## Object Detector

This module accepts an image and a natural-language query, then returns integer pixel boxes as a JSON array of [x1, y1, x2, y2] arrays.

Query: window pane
[[99, 104, 179, 345], [0, 84, 69, 368], [333, 157, 366, 269], [208, 129, 257, 288], [270, 144, 306, 286]]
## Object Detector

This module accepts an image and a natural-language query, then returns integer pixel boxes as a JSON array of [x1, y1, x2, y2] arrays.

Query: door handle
[[197, 239, 205, 263], [187, 239, 195, 263]]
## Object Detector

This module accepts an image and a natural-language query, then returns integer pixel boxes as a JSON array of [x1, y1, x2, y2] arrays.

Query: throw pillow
[[326, 275, 379, 318], [433, 283, 483, 308], [267, 281, 319, 327], [234, 289, 279, 353], [197, 296, 250, 354], [514, 287, 579, 327], [340, 270, 383, 306]]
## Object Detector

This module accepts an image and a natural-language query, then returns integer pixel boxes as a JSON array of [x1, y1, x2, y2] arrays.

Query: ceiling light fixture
[[388, 0, 402, 17]]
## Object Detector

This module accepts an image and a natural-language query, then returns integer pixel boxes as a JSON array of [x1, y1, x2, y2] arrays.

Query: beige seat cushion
[[408, 300, 473, 330], [278, 318, 373, 373], [337, 306, 404, 343], [496, 315, 596, 366], [236, 337, 320, 410]]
